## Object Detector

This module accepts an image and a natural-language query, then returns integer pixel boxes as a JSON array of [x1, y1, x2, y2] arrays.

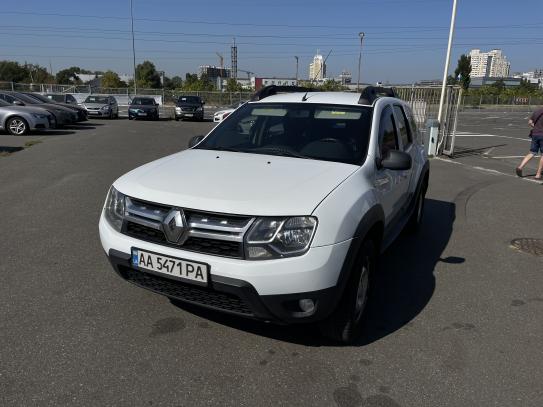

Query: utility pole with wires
[[357, 32, 365, 92], [129, 0, 137, 96]]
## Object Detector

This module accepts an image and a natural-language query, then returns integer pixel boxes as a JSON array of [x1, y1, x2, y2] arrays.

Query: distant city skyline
[[1, 0, 541, 84]]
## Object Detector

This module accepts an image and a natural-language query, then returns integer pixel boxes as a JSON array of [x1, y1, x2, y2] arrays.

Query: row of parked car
[[0, 89, 247, 136]]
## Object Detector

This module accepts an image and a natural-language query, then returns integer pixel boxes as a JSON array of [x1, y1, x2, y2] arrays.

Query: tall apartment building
[[309, 53, 326, 81], [468, 49, 511, 78]]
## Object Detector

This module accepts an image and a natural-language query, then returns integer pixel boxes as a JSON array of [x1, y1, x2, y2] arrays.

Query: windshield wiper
[[249, 147, 309, 159], [200, 146, 246, 153]]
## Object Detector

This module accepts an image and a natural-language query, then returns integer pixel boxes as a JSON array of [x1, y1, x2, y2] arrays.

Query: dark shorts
[[530, 135, 543, 154]]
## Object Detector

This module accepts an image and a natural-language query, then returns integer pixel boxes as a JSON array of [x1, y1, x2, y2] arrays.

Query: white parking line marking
[[491, 155, 540, 159], [454, 134, 529, 141], [435, 158, 542, 184]]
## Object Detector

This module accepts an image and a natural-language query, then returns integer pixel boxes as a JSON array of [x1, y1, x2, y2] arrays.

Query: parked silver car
[[0, 99, 54, 135], [81, 95, 119, 119], [0, 91, 77, 126]]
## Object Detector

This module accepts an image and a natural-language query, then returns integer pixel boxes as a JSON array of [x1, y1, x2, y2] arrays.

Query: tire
[[406, 180, 427, 233], [319, 239, 375, 344], [6, 116, 29, 136], [175, 117, 179, 121]]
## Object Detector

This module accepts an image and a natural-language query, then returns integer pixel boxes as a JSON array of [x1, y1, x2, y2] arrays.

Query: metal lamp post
[[357, 32, 365, 92], [433, 0, 459, 156], [130, 0, 137, 96]]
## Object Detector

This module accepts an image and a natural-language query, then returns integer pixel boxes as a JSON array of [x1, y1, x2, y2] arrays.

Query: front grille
[[125, 221, 244, 258], [119, 266, 253, 315], [181, 107, 195, 112]]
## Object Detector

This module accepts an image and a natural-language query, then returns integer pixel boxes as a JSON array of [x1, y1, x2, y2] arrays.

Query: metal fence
[[2, 80, 464, 155], [395, 86, 462, 155], [461, 95, 543, 111]]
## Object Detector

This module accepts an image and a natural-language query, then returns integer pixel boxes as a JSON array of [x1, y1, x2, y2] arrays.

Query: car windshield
[[13, 93, 40, 104], [178, 96, 200, 104], [131, 98, 155, 105], [196, 103, 373, 165], [85, 96, 109, 104], [46, 94, 64, 102], [25, 93, 51, 103]]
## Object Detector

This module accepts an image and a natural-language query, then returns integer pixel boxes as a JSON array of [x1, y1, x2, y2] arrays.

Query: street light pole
[[357, 32, 365, 92], [294, 56, 299, 82], [130, 0, 137, 96], [437, 0, 458, 129]]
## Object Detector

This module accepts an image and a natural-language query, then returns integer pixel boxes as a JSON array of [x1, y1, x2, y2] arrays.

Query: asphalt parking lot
[[1, 115, 542, 406]]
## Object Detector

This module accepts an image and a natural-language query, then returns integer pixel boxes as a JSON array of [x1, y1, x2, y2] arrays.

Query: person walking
[[516, 106, 543, 180]]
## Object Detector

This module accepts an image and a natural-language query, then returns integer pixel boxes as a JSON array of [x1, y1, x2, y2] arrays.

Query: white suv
[[99, 86, 429, 343]]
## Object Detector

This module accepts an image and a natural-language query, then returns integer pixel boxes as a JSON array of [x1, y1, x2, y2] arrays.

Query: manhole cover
[[510, 238, 543, 257]]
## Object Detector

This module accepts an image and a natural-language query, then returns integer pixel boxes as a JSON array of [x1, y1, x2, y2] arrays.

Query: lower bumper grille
[[119, 266, 253, 315]]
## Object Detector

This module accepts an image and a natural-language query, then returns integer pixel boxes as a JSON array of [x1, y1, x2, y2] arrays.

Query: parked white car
[[213, 101, 246, 123], [99, 86, 429, 343]]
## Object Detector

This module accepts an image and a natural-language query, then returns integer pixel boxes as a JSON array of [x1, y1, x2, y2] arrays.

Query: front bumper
[[100, 214, 350, 323], [29, 116, 52, 130], [175, 109, 203, 119], [87, 109, 110, 117]]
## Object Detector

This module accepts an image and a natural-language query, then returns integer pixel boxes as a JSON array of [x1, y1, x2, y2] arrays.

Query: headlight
[[196, 107, 203, 112], [175, 107, 181, 112], [101, 105, 110, 111], [32, 113, 48, 119], [245, 216, 317, 260], [104, 186, 125, 231]]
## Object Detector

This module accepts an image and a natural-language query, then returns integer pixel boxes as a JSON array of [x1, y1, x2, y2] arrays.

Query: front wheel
[[6, 116, 29, 135], [319, 239, 375, 344], [406, 182, 427, 233]]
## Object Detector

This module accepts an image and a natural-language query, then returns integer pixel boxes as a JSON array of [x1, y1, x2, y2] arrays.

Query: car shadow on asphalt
[[170, 198, 458, 347]]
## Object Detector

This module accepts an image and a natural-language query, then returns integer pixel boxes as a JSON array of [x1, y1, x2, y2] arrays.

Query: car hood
[[83, 102, 108, 109], [0, 105, 50, 115], [129, 105, 157, 111], [176, 103, 201, 108], [114, 149, 358, 216], [32, 103, 74, 114], [214, 109, 234, 116]]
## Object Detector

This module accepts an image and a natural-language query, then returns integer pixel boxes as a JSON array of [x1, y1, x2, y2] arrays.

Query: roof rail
[[250, 85, 315, 101], [358, 86, 397, 105]]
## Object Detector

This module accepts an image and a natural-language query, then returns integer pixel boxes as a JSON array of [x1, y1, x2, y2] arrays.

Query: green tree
[[454, 54, 472, 90], [164, 75, 183, 90], [25, 64, 53, 83], [55, 66, 92, 84], [101, 71, 126, 88], [135, 60, 161, 88], [0, 61, 28, 82], [225, 78, 244, 92]]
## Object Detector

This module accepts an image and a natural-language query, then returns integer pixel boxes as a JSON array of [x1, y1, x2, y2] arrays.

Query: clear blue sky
[[2, 0, 542, 83]]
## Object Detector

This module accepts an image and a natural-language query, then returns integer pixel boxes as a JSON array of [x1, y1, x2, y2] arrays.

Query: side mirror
[[188, 135, 205, 148], [201, 101, 205, 105], [12, 100, 24, 106], [379, 150, 412, 171]]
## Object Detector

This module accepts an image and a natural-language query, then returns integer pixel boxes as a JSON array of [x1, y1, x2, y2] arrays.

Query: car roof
[[250, 91, 401, 107]]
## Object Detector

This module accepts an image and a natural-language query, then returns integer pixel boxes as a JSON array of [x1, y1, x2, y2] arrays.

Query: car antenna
[[302, 91, 309, 101]]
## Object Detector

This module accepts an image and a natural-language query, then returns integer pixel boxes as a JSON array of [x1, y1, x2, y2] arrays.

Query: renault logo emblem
[[162, 209, 187, 244]]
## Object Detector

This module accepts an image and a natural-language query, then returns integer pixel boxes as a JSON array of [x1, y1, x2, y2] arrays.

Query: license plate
[[131, 248, 209, 285], [184, 113, 193, 117], [138, 112, 147, 116]]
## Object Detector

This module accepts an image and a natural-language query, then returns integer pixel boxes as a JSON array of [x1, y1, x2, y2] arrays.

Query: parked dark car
[[43, 93, 77, 105], [128, 97, 159, 120], [175, 95, 204, 121], [21, 92, 87, 122], [43, 93, 79, 105], [0, 91, 77, 126]]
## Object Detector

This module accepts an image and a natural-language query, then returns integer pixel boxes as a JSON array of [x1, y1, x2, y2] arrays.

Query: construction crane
[[215, 52, 224, 69], [237, 69, 254, 80]]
